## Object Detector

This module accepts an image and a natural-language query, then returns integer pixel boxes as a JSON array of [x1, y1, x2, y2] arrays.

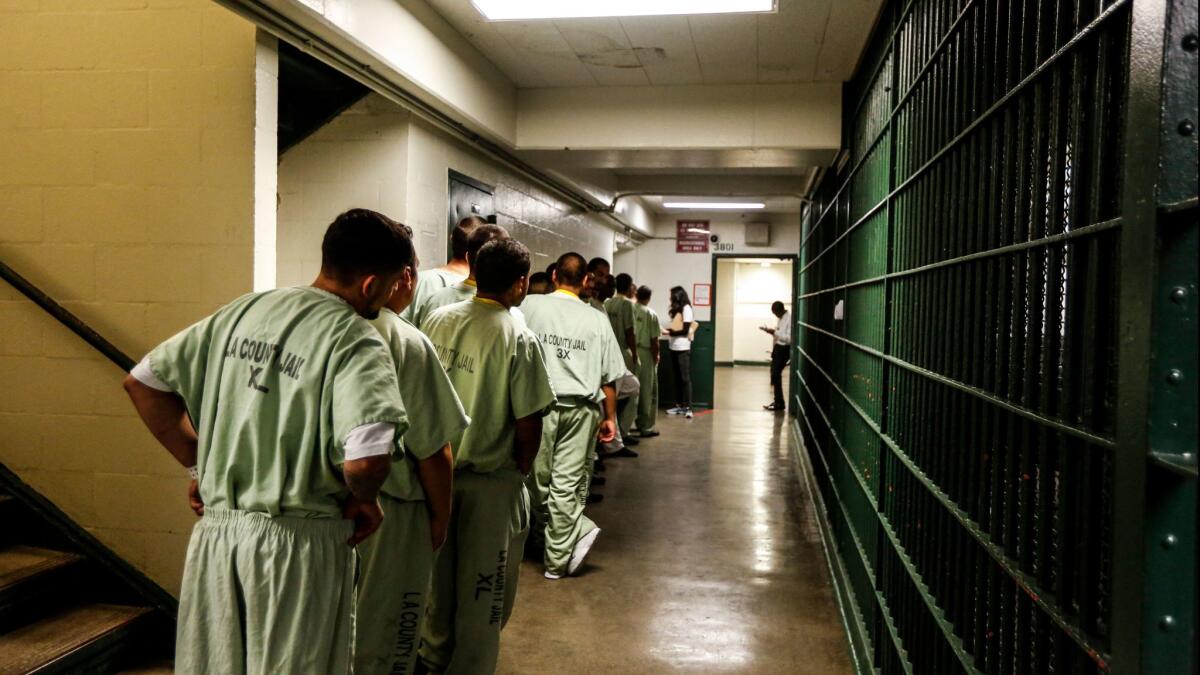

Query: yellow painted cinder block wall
[[0, 1, 259, 595]]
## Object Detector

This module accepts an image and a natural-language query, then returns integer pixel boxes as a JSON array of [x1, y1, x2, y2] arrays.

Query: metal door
[[447, 170, 495, 263]]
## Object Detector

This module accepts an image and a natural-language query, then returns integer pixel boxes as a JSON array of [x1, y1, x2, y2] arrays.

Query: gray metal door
[[447, 170, 494, 263]]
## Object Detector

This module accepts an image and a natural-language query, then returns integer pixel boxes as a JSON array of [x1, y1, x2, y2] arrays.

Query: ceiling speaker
[[745, 222, 771, 246]]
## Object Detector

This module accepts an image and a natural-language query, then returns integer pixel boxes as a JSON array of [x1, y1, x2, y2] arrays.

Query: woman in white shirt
[[666, 286, 697, 418]]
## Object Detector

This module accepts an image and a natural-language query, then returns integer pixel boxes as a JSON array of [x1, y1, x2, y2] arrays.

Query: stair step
[[0, 546, 87, 631], [0, 495, 14, 521], [0, 546, 83, 592], [0, 603, 153, 674]]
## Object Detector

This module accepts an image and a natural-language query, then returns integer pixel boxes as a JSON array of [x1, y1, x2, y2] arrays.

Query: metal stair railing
[[0, 257, 177, 618]]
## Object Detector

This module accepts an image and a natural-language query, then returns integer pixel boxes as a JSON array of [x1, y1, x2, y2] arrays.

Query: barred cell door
[[793, 0, 1197, 673]]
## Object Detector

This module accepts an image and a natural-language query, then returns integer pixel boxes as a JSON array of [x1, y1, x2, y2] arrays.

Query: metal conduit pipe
[[213, 0, 636, 234]]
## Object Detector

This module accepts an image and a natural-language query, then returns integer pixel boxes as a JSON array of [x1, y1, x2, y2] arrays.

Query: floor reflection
[[498, 367, 851, 674]]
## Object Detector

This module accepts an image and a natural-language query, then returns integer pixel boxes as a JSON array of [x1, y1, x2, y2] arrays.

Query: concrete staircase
[[0, 489, 170, 674]]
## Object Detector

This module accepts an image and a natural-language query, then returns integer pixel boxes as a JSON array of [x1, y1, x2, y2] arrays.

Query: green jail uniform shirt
[[421, 278, 528, 329], [604, 296, 635, 349], [587, 297, 605, 314], [370, 308, 471, 502], [144, 286, 409, 518], [520, 289, 627, 403], [422, 279, 476, 321], [421, 296, 557, 473], [634, 303, 662, 350], [402, 268, 465, 329]]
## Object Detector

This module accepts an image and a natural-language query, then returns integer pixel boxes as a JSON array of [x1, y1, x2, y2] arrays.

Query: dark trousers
[[770, 344, 790, 407], [670, 349, 692, 408]]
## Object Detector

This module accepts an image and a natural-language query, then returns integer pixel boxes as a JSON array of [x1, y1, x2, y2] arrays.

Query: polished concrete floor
[[498, 366, 853, 674]]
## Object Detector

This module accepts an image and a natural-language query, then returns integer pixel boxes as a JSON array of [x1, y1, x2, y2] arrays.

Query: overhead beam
[[517, 147, 838, 170], [225, 0, 519, 144], [612, 173, 812, 196], [516, 83, 841, 151]]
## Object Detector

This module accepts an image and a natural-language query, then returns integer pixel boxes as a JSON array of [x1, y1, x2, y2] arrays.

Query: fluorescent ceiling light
[[472, 0, 774, 21], [663, 201, 766, 210]]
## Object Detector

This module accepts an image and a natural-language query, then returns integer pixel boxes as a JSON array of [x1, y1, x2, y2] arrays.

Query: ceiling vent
[[745, 222, 771, 246]]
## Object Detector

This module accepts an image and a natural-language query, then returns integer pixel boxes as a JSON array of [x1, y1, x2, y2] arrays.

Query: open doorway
[[712, 256, 795, 367]]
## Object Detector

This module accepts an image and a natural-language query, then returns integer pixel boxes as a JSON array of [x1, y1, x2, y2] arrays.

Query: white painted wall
[[615, 212, 800, 322], [405, 119, 616, 269], [253, 31, 279, 291], [714, 260, 736, 362], [277, 95, 410, 287], [278, 94, 619, 287]]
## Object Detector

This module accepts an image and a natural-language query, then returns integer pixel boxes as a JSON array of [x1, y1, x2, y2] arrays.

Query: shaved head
[[554, 252, 587, 287]]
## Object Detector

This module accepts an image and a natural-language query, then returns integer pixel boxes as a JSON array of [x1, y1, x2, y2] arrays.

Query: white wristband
[[186, 466, 199, 480]]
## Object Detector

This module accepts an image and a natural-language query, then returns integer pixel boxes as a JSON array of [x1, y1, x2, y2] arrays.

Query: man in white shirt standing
[[759, 300, 792, 411]]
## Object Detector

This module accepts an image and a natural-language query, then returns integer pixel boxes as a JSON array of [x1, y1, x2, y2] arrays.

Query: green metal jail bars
[[792, 0, 1198, 673]]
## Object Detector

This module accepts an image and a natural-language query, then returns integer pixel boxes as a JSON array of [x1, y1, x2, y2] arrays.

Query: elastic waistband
[[201, 508, 352, 538], [554, 395, 597, 407]]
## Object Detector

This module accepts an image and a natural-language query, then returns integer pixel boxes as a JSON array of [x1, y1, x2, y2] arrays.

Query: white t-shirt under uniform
[[774, 310, 792, 347], [669, 304, 694, 352]]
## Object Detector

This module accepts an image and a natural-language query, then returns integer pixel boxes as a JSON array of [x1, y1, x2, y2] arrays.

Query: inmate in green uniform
[[633, 302, 661, 434], [604, 295, 639, 437], [421, 279, 476, 321], [357, 309, 469, 675], [401, 268, 464, 329], [418, 297, 555, 674], [521, 290, 626, 575], [143, 287, 408, 675]]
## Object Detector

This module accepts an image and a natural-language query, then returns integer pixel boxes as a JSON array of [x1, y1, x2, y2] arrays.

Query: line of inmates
[[121, 209, 671, 675]]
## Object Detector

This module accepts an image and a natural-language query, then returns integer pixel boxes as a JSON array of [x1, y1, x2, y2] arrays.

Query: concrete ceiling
[[424, 0, 883, 88]]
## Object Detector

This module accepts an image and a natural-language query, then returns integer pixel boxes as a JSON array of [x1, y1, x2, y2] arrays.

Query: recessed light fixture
[[471, 0, 775, 21], [663, 201, 766, 210]]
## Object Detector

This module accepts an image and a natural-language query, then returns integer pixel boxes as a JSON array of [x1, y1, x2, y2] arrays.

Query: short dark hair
[[555, 252, 587, 287], [614, 273, 633, 294], [466, 224, 509, 270], [451, 216, 488, 260], [772, 301, 786, 314], [545, 262, 558, 276], [636, 286, 652, 302], [528, 271, 553, 294], [321, 209, 415, 284], [475, 239, 530, 294], [587, 257, 610, 274], [596, 276, 615, 301]]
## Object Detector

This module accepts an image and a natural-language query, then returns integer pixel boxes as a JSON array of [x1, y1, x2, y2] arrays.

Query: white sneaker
[[568, 527, 601, 575], [666, 406, 684, 415], [544, 570, 563, 580], [684, 408, 694, 419]]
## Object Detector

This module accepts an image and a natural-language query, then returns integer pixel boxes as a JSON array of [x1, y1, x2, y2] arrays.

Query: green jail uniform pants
[[635, 347, 658, 433], [175, 509, 355, 675], [354, 496, 433, 675], [419, 469, 526, 674], [530, 404, 601, 576], [617, 356, 639, 439], [502, 484, 530, 629]]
